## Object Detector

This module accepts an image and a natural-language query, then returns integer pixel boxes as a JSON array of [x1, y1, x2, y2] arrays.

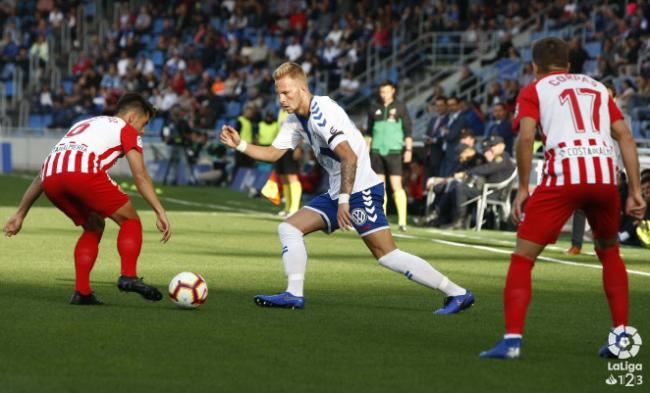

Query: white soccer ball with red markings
[[168, 272, 208, 309]]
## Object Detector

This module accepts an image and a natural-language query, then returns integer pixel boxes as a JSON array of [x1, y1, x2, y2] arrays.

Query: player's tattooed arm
[[335, 141, 358, 195]]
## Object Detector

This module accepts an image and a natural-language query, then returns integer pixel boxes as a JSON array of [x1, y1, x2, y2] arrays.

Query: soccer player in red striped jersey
[[3, 93, 171, 305], [480, 38, 646, 359]]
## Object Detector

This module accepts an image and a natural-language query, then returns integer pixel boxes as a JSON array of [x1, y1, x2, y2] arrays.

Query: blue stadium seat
[[43, 114, 53, 127], [152, 19, 165, 34], [152, 51, 165, 67], [4, 81, 14, 97], [140, 34, 152, 47], [225, 101, 242, 118], [214, 118, 226, 130], [28, 115, 43, 128], [84, 3, 96, 17], [521, 47, 532, 63], [583, 60, 597, 75], [585, 41, 601, 58], [210, 18, 222, 30], [62, 80, 73, 94], [148, 117, 164, 133]]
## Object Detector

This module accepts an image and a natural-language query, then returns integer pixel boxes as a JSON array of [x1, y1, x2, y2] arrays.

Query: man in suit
[[439, 96, 469, 177], [425, 96, 448, 179]]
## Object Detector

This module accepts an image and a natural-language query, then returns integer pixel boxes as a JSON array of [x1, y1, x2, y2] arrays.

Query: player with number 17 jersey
[[513, 71, 624, 244]]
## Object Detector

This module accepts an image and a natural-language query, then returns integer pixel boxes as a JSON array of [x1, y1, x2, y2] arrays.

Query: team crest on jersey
[[351, 208, 367, 226]]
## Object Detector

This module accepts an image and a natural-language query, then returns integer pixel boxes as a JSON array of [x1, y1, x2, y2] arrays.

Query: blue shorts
[[305, 182, 390, 236]]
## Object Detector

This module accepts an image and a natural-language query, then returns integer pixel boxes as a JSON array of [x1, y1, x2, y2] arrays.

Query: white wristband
[[236, 140, 248, 152], [338, 193, 350, 204]]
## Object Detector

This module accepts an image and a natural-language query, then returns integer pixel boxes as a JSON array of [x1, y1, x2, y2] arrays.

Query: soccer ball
[[168, 272, 208, 309]]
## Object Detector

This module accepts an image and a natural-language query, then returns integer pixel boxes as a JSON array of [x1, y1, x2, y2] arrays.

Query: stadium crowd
[[1, 0, 649, 245]]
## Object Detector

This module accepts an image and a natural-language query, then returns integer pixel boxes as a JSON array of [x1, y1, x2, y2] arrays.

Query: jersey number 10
[[559, 88, 601, 133]]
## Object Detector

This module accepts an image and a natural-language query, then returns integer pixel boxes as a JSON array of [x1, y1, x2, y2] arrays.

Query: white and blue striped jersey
[[272, 95, 381, 198]]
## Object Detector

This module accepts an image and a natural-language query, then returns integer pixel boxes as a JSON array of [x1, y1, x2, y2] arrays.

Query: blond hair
[[273, 62, 308, 86]]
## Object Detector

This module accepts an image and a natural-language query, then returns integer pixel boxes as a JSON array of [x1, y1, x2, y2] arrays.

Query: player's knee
[[278, 222, 303, 240], [279, 222, 304, 242], [594, 237, 618, 251], [84, 214, 105, 235]]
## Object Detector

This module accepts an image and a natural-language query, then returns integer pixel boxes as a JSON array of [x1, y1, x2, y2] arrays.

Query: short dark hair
[[447, 96, 459, 104], [116, 92, 156, 118], [379, 79, 396, 89], [435, 96, 447, 103], [532, 37, 570, 74]]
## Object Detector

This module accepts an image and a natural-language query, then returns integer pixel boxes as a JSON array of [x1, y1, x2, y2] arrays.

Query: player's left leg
[[584, 185, 629, 358], [109, 201, 162, 301], [362, 228, 474, 314], [389, 174, 408, 231]]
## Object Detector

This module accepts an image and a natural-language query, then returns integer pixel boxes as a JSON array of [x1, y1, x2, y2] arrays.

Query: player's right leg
[[254, 207, 326, 309], [109, 201, 162, 301], [584, 185, 629, 358], [69, 213, 105, 305]]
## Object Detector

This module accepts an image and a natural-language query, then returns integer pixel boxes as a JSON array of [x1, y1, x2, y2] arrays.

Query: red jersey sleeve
[[608, 95, 624, 123], [512, 83, 540, 134], [120, 124, 143, 154]]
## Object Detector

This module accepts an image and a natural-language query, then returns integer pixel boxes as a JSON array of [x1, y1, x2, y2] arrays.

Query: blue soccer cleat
[[433, 290, 475, 314], [254, 291, 305, 309], [599, 344, 617, 358], [480, 338, 522, 359]]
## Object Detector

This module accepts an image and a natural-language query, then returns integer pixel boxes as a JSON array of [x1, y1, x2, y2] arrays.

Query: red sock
[[504, 253, 535, 335], [74, 230, 101, 295], [117, 219, 142, 277], [596, 246, 628, 327]]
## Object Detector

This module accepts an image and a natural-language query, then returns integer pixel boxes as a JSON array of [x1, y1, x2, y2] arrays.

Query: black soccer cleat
[[70, 291, 103, 305], [117, 276, 163, 301]]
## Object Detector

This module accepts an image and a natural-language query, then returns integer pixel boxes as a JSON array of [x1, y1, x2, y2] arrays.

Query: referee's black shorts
[[370, 152, 403, 176], [275, 149, 300, 175]]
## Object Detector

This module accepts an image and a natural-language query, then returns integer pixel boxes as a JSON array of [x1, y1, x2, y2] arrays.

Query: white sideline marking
[[426, 228, 596, 256], [393, 233, 650, 278]]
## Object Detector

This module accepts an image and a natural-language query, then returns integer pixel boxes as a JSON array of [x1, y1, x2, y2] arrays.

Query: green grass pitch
[[0, 173, 648, 392]]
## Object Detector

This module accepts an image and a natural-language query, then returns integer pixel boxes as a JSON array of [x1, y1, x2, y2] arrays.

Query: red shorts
[[43, 172, 129, 226], [518, 184, 621, 245]]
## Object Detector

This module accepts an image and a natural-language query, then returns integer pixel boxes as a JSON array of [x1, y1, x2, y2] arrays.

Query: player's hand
[[3, 213, 24, 237], [625, 191, 646, 220], [512, 188, 529, 225], [337, 203, 354, 231], [156, 211, 171, 243], [219, 125, 241, 149], [403, 150, 412, 164]]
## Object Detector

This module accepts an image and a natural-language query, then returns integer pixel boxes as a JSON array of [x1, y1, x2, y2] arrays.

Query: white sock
[[378, 249, 466, 297], [278, 222, 307, 297]]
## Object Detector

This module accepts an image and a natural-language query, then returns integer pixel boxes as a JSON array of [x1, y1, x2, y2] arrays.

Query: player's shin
[[378, 249, 466, 296], [393, 190, 407, 227], [117, 219, 143, 277], [74, 230, 101, 295], [504, 253, 535, 335], [278, 222, 307, 297], [595, 246, 629, 327]]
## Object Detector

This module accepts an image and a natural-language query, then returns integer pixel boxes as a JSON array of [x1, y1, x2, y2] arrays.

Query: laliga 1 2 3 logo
[[608, 325, 642, 359]]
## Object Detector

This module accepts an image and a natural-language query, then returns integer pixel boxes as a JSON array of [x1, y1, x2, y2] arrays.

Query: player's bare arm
[[3, 175, 43, 237], [334, 140, 358, 230], [611, 119, 647, 219], [125, 149, 171, 243], [512, 117, 537, 224], [219, 124, 286, 162]]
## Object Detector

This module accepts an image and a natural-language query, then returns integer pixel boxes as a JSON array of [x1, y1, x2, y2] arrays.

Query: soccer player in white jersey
[[480, 38, 646, 359], [3, 93, 171, 305], [220, 62, 474, 313]]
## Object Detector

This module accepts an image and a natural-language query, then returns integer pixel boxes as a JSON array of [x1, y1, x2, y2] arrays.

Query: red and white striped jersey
[[41, 116, 142, 180], [513, 72, 623, 187]]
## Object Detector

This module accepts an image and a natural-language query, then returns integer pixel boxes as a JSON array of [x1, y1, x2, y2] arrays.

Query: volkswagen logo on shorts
[[608, 326, 642, 359], [351, 208, 367, 226]]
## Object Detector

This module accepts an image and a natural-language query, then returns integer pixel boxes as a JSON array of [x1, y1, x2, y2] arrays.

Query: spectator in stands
[[162, 105, 193, 185], [234, 105, 257, 169], [338, 71, 360, 102], [444, 136, 514, 229], [135, 5, 152, 33], [569, 38, 589, 73], [29, 33, 48, 68], [439, 96, 468, 177], [485, 103, 514, 155], [406, 159, 426, 216], [285, 36, 303, 62], [425, 96, 448, 179]]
